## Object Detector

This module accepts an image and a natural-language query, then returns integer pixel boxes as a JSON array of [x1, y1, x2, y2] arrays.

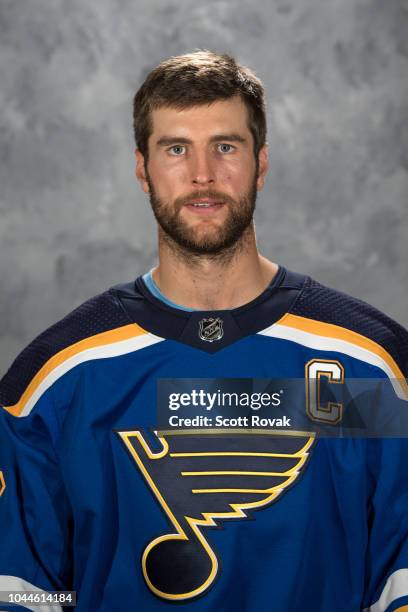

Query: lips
[[186, 203, 223, 208], [184, 200, 225, 214]]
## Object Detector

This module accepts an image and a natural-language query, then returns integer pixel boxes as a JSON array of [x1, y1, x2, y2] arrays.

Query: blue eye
[[169, 145, 186, 155], [218, 143, 234, 153]]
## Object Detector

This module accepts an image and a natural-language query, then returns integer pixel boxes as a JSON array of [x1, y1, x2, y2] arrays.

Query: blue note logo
[[117, 428, 315, 601]]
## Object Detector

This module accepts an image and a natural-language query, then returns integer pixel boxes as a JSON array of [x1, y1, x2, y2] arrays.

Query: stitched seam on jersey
[[50, 404, 71, 585], [274, 275, 311, 325], [50, 383, 62, 457], [228, 265, 289, 314], [48, 372, 82, 589], [230, 274, 309, 335], [111, 286, 193, 337], [49, 380, 82, 584], [108, 287, 152, 328], [27, 392, 69, 591]]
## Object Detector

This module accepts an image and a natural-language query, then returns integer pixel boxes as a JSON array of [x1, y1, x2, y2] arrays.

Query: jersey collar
[[111, 265, 308, 353]]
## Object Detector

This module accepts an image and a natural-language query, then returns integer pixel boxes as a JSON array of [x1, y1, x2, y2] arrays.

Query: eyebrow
[[155, 134, 247, 147]]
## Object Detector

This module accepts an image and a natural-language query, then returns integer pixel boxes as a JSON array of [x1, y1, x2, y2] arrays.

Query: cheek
[[217, 166, 235, 183], [217, 158, 252, 185], [152, 160, 188, 185], [148, 166, 183, 197], [219, 170, 245, 191]]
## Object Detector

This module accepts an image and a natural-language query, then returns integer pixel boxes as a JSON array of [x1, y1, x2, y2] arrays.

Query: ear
[[256, 143, 269, 191], [135, 149, 150, 194]]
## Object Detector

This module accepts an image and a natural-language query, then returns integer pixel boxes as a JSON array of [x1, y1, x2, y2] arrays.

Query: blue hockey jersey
[[1, 265, 408, 612]]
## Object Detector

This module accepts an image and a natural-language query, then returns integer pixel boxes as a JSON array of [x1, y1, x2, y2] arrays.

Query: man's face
[[135, 95, 268, 255]]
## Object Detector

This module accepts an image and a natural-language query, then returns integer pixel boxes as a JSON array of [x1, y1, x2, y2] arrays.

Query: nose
[[191, 150, 215, 186]]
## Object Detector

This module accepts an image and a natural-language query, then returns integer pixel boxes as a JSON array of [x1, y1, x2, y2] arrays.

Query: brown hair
[[133, 49, 267, 163]]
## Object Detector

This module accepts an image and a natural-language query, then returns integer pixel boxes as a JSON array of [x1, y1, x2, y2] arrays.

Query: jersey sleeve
[[0, 289, 130, 612], [362, 437, 408, 612], [0, 384, 72, 612], [290, 275, 408, 611], [0, 290, 133, 612], [363, 355, 408, 612]]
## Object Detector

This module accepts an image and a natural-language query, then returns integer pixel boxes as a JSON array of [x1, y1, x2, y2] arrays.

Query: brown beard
[[145, 167, 259, 257]]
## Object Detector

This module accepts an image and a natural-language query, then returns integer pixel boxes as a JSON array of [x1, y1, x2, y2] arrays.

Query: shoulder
[[0, 286, 134, 414], [290, 274, 408, 377]]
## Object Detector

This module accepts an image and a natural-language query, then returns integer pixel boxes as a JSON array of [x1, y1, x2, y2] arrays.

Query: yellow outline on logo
[[118, 428, 315, 601], [0, 471, 5, 496]]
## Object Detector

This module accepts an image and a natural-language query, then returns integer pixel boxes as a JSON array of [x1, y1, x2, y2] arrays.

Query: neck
[[153, 224, 278, 310]]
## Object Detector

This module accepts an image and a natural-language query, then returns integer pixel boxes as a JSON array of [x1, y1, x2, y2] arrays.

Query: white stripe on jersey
[[258, 323, 407, 400], [19, 332, 164, 417], [363, 567, 408, 611]]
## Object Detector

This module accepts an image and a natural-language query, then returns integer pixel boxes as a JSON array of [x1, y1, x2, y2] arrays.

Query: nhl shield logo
[[198, 317, 224, 342]]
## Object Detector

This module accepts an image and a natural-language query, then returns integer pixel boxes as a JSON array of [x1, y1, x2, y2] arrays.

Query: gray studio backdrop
[[0, 0, 407, 377]]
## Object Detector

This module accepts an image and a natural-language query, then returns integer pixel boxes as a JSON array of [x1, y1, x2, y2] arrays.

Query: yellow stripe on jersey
[[2, 323, 163, 418], [260, 313, 408, 400], [283, 314, 406, 377]]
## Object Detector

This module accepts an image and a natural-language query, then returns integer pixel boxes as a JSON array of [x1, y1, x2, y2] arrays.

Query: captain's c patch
[[117, 428, 315, 601]]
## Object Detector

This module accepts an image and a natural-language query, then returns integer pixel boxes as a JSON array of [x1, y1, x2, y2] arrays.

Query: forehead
[[149, 96, 251, 140]]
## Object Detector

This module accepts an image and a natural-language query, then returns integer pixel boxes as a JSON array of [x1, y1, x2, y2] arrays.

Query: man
[[0, 50, 407, 612]]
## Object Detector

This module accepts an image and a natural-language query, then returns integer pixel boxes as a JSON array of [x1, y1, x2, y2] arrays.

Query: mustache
[[174, 190, 236, 208]]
